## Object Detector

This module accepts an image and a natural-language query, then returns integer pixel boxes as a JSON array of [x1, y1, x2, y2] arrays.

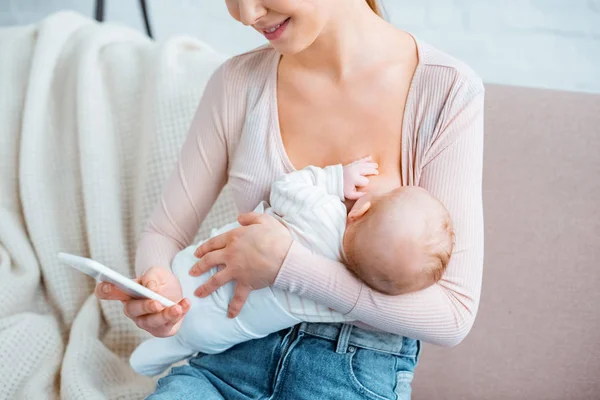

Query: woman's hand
[[94, 266, 191, 337], [191, 212, 293, 318]]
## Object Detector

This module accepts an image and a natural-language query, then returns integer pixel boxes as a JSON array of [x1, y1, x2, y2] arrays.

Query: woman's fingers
[[95, 282, 132, 301], [138, 304, 181, 329], [138, 271, 161, 292], [133, 299, 190, 335], [190, 249, 227, 276], [136, 308, 180, 335], [124, 298, 165, 318], [237, 212, 268, 226], [194, 232, 229, 258], [179, 297, 191, 313], [194, 270, 233, 298], [228, 284, 252, 318]]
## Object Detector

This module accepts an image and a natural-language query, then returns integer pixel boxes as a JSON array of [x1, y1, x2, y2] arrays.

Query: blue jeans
[[147, 322, 420, 400]]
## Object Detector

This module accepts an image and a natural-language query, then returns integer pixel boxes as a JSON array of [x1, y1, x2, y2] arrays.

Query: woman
[[96, 0, 484, 398]]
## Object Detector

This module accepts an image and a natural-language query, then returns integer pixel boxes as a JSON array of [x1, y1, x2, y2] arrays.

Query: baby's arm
[[269, 165, 344, 217], [342, 156, 379, 200], [266, 158, 377, 326], [270, 157, 378, 218]]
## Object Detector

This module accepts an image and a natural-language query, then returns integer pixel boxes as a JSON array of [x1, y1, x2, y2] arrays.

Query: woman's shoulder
[[219, 44, 277, 87], [408, 38, 485, 122], [408, 42, 484, 131], [405, 39, 485, 160], [415, 39, 484, 92]]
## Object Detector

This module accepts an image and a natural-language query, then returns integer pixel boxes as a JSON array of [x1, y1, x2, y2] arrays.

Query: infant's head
[[342, 186, 454, 295]]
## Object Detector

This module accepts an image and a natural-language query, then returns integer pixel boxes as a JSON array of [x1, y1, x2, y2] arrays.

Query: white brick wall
[[1, 0, 599, 93], [383, 0, 600, 93]]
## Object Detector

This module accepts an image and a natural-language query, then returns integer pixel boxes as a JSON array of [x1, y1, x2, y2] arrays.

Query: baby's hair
[[422, 210, 455, 285], [344, 186, 455, 295]]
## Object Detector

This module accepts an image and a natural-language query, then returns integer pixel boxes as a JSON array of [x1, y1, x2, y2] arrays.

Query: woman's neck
[[285, 2, 393, 80]]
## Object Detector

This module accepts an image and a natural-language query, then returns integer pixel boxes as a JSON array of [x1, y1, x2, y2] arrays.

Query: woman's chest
[[227, 56, 419, 210], [277, 75, 408, 190]]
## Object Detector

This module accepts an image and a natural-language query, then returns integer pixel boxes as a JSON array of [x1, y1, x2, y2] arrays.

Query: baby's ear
[[348, 201, 371, 221]]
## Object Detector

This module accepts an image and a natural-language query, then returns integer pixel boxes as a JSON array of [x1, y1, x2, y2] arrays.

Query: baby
[[130, 157, 454, 376]]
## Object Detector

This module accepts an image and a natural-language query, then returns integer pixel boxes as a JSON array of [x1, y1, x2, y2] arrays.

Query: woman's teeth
[[266, 23, 282, 33]]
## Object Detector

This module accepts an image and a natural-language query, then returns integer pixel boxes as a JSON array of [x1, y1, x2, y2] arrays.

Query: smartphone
[[58, 252, 176, 307]]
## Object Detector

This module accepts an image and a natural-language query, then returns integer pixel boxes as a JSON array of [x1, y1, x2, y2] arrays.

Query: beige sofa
[[413, 85, 600, 399]]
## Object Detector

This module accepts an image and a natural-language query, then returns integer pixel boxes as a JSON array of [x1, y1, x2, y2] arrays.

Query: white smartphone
[[58, 252, 177, 307]]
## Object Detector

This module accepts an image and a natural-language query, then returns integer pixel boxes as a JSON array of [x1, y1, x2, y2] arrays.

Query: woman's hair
[[365, 0, 382, 17]]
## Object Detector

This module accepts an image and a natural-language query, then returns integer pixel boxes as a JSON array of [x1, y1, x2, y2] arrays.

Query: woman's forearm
[[134, 228, 188, 277], [275, 241, 481, 347]]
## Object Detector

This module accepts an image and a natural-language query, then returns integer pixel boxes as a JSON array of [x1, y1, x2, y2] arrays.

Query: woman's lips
[[262, 18, 290, 41]]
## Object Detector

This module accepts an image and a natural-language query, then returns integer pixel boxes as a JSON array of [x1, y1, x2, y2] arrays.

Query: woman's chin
[[270, 40, 307, 56], [268, 31, 317, 56]]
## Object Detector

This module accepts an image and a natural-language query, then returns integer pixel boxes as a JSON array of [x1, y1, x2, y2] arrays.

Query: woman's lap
[[148, 328, 283, 400], [147, 323, 420, 400], [148, 365, 225, 400]]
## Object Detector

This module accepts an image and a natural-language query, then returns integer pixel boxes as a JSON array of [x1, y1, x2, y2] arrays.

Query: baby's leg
[[171, 246, 267, 353], [130, 244, 230, 376], [129, 335, 196, 377], [171, 244, 222, 303], [136, 245, 262, 358], [130, 240, 301, 376], [234, 287, 302, 337], [172, 245, 303, 353]]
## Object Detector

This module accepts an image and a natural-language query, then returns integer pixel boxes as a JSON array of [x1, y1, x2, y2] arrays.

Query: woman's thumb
[[140, 267, 160, 291], [237, 212, 265, 226]]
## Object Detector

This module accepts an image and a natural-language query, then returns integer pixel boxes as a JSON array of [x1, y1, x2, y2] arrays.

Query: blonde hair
[[365, 0, 382, 17]]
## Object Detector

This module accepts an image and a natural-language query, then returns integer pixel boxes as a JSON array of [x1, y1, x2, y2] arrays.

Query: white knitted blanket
[[0, 11, 235, 399]]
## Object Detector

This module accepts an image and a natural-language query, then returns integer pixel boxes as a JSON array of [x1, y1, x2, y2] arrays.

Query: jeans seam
[[394, 371, 415, 400], [301, 331, 332, 342], [302, 332, 407, 357], [351, 344, 405, 356], [272, 328, 296, 382], [346, 351, 394, 400], [269, 331, 304, 399]]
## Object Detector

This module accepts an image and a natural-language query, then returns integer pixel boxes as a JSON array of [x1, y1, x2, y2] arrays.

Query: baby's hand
[[343, 156, 378, 200]]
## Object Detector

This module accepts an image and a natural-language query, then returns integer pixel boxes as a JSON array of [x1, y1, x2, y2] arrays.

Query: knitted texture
[[0, 11, 230, 399]]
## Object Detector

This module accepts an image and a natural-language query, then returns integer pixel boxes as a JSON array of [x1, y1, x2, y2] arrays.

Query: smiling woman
[[95, 0, 484, 398], [262, 17, 290, 40], [224, 0, 384, 54]]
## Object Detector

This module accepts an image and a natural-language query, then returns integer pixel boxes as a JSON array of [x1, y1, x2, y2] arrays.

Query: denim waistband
[[296, 322, 416, 357]]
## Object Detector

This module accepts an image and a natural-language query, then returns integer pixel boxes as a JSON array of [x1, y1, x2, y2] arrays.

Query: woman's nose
[[238, 0, 267, 26]]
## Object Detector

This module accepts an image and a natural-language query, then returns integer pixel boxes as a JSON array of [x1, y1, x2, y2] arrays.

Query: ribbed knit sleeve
[[134, 63, 231, 276]]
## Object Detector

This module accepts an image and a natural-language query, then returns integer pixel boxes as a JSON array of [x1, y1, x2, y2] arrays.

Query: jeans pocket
[[394, 371, 414, 400], [347, 347, 397, 400], [155, 365, 192, 390]]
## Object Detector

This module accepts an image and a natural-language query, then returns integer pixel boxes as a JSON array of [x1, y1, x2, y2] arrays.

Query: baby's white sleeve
[[270, 165, 344, 218]]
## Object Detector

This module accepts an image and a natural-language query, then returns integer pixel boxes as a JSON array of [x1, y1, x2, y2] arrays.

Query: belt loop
[[335, 324, 353, 354]]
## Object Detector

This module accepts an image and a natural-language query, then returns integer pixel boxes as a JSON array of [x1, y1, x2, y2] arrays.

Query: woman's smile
[[258, 17, 291, 40]]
